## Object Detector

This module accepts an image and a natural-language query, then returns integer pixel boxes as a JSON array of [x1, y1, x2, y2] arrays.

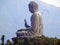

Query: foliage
[[5, 35, 60, 45]]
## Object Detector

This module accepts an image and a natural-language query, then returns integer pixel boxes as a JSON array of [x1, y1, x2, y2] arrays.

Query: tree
[[1, 35, 5, 45]]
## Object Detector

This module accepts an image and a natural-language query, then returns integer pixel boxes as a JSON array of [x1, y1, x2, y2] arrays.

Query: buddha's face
[[28, 1, 38, 13], [29, 6, 34, 13]]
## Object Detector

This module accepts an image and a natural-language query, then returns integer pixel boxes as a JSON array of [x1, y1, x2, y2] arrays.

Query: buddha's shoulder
[[33, 12, 41, 16]]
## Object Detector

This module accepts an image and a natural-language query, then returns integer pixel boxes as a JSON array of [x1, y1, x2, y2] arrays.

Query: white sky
[[40, 0, 60, 7]]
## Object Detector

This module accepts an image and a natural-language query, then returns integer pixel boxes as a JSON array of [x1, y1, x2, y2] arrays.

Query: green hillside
[[4, 35, 60, 45]]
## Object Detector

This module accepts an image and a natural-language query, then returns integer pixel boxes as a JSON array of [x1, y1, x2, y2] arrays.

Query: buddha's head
[[28, 1, 38, 13]]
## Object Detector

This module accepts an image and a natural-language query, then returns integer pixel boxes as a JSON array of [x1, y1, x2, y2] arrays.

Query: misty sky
[[40, 0, 60, 7], [0, 0, 60, 43]]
